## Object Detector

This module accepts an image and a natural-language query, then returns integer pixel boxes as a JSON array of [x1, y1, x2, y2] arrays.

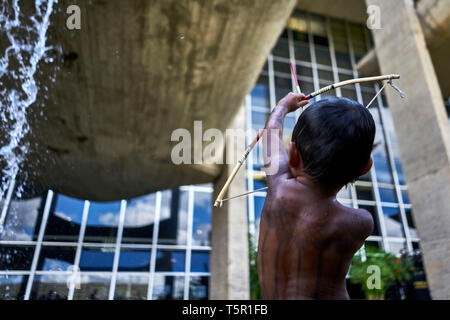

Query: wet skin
[[258, 93, 374, 300]]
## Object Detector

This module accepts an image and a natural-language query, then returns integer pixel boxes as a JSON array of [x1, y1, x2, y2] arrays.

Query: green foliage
[[349, 245, 415, 300], [248, 231, 262, 300]]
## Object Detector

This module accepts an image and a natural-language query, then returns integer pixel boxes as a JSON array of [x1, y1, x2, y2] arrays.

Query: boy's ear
[[360, 157, 373, 176], [289, 141, 301, 168]]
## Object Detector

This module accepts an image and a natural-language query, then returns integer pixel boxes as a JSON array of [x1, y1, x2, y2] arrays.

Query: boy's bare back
[[257, 93, 375, 300], [258, 178, 373, 299]]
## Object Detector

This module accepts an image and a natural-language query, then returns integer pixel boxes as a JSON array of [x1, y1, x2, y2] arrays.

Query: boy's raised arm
[[263, 93, 309, 188]]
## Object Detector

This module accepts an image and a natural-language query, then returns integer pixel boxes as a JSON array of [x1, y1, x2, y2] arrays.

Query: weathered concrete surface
[[210, 104, 249, 299], [367, 0, 450, 300], [17, 0, 296, 200]]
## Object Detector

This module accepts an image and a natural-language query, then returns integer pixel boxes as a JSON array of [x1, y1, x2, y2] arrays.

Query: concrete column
[[210, 104, 250, 299], [367, 0, 450, 299]]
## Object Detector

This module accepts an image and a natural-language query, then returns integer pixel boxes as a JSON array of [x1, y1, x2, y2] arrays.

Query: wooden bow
[[213, 74, 401, 207]]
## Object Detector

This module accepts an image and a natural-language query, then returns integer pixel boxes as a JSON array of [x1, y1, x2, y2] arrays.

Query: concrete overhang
[[10, 0, 297, 201]]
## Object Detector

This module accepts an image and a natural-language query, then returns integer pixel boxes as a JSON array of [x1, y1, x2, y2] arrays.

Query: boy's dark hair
[[292, 97, 375, 186]]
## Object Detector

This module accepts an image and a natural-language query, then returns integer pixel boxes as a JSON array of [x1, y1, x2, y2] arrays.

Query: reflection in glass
[[379, 187, 397, 203], [84, 201, 121, 243], [192, 192, 211, 246], [79, 247, 115, 271], [114, 274, 148, 300], [0, 275, 28, 300], [401, 190, 410, 205], [0, 196, 43, 241], [118, 248, 151, 272], [189, 276, 209, 300], [387, 241, 407, 256], [383, 206, 404, 238], [155, 250, 185, 272], [0, 245, 35, 270], [122, 194, 156, 244], [37, 246, 76, 271], [190, 251, 210, 273], [337, 186, 351, 200], [273, 61, 291, 74], [405, 208, 418, 238], [73, 273, 110, 300], [30, 274, 68, 300], [272, 39, 289, 58], [275, 76, 292, 103], [44, 194, 84, 242], [372, 142, 394, 184], [158, 189, 188, 245], [253, 195, 265, 223], [152, 275, 184, 300]]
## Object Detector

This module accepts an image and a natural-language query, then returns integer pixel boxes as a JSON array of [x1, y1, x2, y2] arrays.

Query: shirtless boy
[[258, 92, 375, 300]]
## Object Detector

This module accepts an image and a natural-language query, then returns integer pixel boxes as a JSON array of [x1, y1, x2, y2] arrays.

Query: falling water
[[0, 0, 57, 203]]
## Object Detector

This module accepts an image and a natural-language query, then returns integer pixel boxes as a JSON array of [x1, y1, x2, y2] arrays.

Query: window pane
[[401, 190, 410, 205], [155, 250, 185, 272], [190, 251, 210, 273], [114, 274, 148, 300], [79, 247, 115, 271], [294, 41, 310, 61], [387, 241, 407, 256], [356, 185, 374, 201], [373, 143, 394, 184], [152, 275, 184, 300], [0, 196, 43, 241], [118, 248, 151, 272], [275, 76, 292, 103], [122, 194, 156, 244], [37, 246, 76, 271], [315, 46, 331, 65], [192, 192, 211, 246], [30, 274, 69, 300], [273, 61, 290, 75], [337, 186, 351, 200], [0, 274, 28, 300], [406, 208, 418, 238], [272, 39, 289, 58], [341, 87, 357, 100], [253, 195, 265, 223], [189, 276, 209, 300], [73, 273, 111, 300], [44, 194, 84, 242], [84, 201, 121, 243], [0, 245, 35, 270], [158, 189, 188, 245], [251, 75, 270, 109], [383, 206, 404, 238]]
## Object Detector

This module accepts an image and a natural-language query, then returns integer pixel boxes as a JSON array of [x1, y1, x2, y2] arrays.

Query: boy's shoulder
[[334, 205, 374, 240]]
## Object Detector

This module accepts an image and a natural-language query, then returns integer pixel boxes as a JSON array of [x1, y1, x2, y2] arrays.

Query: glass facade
[[246, 12, 418, 255], [0, 11, 418, 300], [0, 185, 212, 300]]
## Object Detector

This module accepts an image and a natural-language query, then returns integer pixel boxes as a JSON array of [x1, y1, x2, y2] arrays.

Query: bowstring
[[219, 79, 405, 204]]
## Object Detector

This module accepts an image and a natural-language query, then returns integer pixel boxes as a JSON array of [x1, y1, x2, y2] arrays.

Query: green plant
[[349, 245, 415, 300], [248, 231, 262, 300]]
